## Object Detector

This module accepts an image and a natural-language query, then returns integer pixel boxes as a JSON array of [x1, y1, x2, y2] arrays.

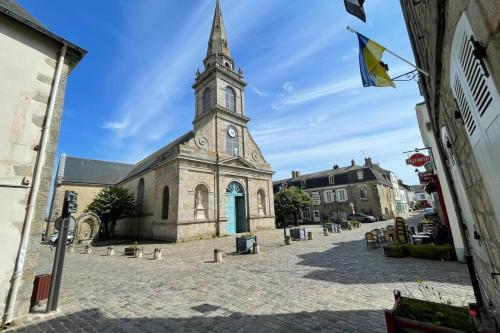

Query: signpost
[[406, 153, 432, 167], [46, 191, 77, 312]]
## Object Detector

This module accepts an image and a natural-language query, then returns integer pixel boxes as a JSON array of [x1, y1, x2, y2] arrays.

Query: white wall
[[415, 102, 466, 262], [0, 15, 59, 316]]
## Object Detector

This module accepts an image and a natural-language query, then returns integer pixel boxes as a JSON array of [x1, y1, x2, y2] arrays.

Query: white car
[[49, 231, 74, 244]]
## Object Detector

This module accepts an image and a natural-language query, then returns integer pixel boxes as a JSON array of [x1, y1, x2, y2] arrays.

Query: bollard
[[84, 246, 92, 254], [285, 236, 292, 245], [67, 244, 74, 253], [134, 248, 142, 258], [107, 246, 114, 256], [307, 231, 313, 240], [323, 228, 329, 236], [154, 248, 162, 260], [253, 242, 260, 255], [214, 249, 223, 262]]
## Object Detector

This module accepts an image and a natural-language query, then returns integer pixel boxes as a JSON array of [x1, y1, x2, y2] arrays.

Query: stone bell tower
[[192, 0, 249, 147]]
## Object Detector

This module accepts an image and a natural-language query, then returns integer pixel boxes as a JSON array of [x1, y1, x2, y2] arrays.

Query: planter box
[[124, 247, 136, 256], [340, 221, 350, 230], [236, 236, 257, 254], [384, 245, 408, 258], [386, 292, 476, 333], [406, 244, 456, 261], [290, 228, 306, 240]]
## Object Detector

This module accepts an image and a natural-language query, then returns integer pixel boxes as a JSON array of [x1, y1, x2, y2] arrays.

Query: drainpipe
[[3, 44, 67, 327]]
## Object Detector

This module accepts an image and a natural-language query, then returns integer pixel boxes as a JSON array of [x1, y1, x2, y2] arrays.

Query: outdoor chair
[[365, 232, 378, 249], [384, 229, 396, 243]]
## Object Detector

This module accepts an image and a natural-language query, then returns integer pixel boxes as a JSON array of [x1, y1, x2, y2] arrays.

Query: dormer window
[[328, 175, 335, 185], [202, 88, 211, 113], [300, 180, 306, 189], [225, 86, 236, 112], [357, 170, 364, 181]]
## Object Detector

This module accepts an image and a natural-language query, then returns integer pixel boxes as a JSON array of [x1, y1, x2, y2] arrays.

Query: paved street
[[8, 212, 474, 333]]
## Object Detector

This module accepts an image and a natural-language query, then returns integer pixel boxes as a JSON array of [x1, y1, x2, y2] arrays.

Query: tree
[[86, 186, 136, 239], [274, 186, 312, 229]]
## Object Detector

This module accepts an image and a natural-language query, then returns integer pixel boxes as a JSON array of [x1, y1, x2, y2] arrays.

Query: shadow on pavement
[[7, 307, 387, 333], [296, 239, 471, 286]]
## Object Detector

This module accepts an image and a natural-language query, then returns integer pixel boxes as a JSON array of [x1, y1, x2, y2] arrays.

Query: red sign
[[418, 171, 435, 184], [406, 153, 431, 167]]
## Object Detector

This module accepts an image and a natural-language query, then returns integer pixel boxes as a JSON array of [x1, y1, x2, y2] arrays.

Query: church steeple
[[204, 0, 233, 69]]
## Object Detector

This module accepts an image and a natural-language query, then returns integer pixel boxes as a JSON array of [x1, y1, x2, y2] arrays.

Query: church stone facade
[[114, 0, 275, 241]]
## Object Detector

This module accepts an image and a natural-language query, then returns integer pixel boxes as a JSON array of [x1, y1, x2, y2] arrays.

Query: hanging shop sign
[[406, 153, 432, 167], [418, 171, 435, 184]]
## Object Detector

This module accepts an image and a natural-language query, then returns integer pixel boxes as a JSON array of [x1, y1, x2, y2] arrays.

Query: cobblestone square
[[8, 213, 474, 332]]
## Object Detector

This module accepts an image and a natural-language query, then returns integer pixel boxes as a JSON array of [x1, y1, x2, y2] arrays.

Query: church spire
[[205, 0, 232, 67]]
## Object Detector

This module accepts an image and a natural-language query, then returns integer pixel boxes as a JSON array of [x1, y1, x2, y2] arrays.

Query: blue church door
[[226, 182, 245, 235]]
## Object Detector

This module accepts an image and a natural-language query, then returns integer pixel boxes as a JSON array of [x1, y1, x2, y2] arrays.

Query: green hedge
[[383, 243, 456, 261], [394, 297, 475, 332]]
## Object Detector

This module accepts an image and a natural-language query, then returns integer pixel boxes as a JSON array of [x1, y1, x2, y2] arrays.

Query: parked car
[[49, 231, 74, 244], [347, 213, 377, 223], [423, 207, 438, 219]]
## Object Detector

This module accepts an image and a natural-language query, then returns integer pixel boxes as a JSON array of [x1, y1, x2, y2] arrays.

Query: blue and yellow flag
[[357, 33, 395, 88]]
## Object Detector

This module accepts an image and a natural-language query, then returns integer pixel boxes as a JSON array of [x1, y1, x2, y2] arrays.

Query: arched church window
[[162, 186, 169, 219], [202, 88, 211, 113], [194, 184, 208, 220], [225, 86, 236, 112], [137, 178, 145, 213], [257, 189, 266, 216], [226, 126, 238, 156]]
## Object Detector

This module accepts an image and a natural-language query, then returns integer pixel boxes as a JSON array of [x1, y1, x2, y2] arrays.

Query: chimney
[[364, 157, 373, 168], [351, 159, 356, 167], [333, 164, 339, 169], [291, 171, 300, 179]]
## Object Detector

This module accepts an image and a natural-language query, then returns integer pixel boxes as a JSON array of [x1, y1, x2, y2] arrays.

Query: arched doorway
[[226, 182, 246, 235]]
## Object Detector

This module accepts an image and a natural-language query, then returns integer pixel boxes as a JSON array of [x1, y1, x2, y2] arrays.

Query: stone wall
[[47, 183, 105, 235], [401, 0, 500, 325], [0, 13, 75, 323]]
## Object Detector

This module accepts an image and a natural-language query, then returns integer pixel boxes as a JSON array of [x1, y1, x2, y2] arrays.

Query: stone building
[[113, 0, 275, 241], [401, 0, 500, 327], [273, 158, 397, 223], [46, 155, 133, 236], [50, 0, 275, 242], [0, 0, 85, 326]]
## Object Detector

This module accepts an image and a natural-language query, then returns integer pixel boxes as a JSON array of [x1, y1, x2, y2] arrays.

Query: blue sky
[[20, 0, 424, 184]]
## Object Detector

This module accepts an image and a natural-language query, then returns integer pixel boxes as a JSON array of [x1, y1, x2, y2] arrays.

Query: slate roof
[[119, 131, 194, 183], [60, 156, 134, 186], [0, 0, 86, 57], [273, 162, 393, 192]]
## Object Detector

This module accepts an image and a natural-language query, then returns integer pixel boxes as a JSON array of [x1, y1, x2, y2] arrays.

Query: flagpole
[[346, 26, 429, 77]]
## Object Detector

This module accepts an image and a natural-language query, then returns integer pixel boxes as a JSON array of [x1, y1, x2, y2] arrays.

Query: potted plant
[[236, 233, 257, 254], [124, 241, 139, 256], [385, 290, 477, 333], [405, 243, 456, 261]]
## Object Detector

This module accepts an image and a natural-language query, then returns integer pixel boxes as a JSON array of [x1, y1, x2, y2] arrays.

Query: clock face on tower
[[227, 127, 236, 138]]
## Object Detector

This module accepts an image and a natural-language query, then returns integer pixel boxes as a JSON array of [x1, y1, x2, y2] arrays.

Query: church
[[49, 0, 275, 242]]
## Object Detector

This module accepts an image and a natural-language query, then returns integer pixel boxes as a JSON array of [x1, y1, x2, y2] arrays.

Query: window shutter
[[450, 13, 500, 223]]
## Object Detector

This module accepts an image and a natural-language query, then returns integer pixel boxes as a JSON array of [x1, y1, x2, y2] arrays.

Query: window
[[450, 13, 500, 217], [323, 190, 333, 203], [302, 207, 311, 219], [300, 180, 306, 189], [336, 189, 348, 202], [202, 88, 211, 113], [225, 86, 236, 112], [359, 187, 367, 200], [136, 178, 145, 212], [162, 186, 169, 219], [357, 170, 364, 180], [226, 126, 238, 155], [328, 175, 335, 185]]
